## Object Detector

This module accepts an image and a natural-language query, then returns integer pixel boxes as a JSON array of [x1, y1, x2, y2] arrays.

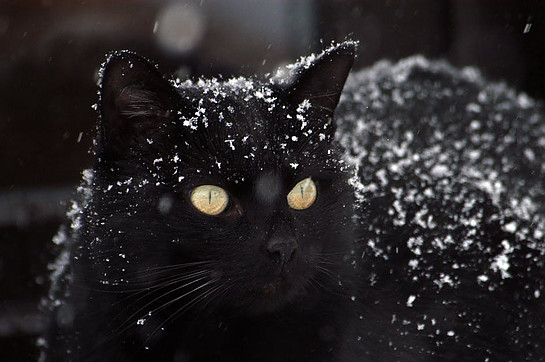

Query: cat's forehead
[[175, 78, 285, 153], [175, 77, 279, 136], [163, 76, 341, 186]]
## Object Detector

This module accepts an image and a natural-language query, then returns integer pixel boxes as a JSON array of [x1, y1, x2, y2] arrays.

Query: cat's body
[[338, 57, 545, 361], [41, 42, 545, 361]]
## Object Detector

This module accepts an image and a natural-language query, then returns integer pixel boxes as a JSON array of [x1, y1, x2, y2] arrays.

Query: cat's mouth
[[240, 277, 297, 313], [257, 272, 308, 306], [224, 258, 316, 314], [261, 277, 288, 296]]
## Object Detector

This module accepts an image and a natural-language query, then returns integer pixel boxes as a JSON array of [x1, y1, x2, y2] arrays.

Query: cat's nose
[[266, 237, 297, 267]]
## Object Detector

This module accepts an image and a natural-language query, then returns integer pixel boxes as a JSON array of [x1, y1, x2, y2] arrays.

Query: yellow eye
[[190, 185, 229, 216], [287, 177, 317, 210]]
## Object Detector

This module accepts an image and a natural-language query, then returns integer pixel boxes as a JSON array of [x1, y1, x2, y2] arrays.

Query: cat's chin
[[236, 275, 310, 315], [260, 277, 293, 301]]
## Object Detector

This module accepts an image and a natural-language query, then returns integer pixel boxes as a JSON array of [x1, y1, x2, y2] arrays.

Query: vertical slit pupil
[[300, 185, 304, 198], [209, 190, 212, 204]]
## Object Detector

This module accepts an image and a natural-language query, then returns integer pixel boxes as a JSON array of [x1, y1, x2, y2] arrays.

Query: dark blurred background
[[1, 0, 545, 360]]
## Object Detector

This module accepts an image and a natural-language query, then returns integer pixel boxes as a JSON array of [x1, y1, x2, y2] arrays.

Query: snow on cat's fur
[[41, 42, 545, 361]]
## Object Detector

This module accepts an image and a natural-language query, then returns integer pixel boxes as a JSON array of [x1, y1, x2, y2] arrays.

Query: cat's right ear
[[284, 42, 356, 120], [99, 51, 178, 159]]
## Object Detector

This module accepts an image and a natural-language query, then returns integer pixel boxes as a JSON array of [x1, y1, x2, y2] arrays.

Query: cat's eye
[[190, 185, 229, 216], [287, 177, 317, 210]]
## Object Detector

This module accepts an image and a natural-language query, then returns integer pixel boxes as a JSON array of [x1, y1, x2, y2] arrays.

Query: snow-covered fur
[[337, 55, 545, 361], [41, 42, 545, 361]]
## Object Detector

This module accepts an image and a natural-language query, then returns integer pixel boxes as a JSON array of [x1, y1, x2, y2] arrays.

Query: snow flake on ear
[[296, 99, 312, 131], [287, 52, 317, 72], [270, 53, 318, 85], [272, 41, 359, 86]]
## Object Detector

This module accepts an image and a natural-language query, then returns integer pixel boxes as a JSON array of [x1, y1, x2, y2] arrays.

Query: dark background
[[1, 0, 545, 360]]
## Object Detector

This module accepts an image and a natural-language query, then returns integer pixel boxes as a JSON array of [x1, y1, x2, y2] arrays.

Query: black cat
[[41, 42, 545, 361]]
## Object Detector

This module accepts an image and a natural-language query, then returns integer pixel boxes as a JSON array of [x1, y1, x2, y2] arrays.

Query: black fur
[[41, 42, 545, 361]]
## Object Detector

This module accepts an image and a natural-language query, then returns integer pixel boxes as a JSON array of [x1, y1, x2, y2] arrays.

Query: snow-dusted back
[[340, 56, 544, 276], [337, 56, 545, 358]]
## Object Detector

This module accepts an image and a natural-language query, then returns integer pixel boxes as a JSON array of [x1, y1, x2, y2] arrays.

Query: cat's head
[[88, 42, 356, 315]]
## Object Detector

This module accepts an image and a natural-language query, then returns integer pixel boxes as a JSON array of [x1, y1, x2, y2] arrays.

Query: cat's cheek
[[209, 270, 223, 280]]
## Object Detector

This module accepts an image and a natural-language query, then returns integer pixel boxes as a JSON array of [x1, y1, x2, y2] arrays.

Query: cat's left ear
[[99, 51, 178, 159], [285, 41, 356, 119]]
